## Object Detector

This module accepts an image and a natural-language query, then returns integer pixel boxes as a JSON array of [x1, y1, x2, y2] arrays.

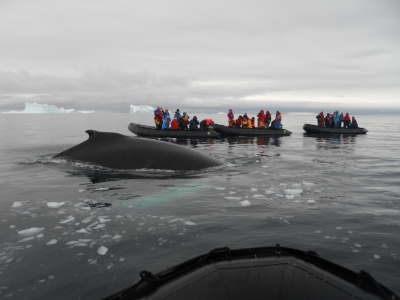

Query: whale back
[[54, 130, 223, 171]]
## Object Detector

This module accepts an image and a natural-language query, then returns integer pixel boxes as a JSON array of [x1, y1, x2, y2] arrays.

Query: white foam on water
[[240, 200, 251, 207], [18, 227, 43, 236], [214, 187, 226, 190], [97, 246, 108, 255], [284, 189, 303, 195], [224, 196, 242, 200], [47, 202, 65, 208], [46, 239, 58, 245], [307, 200, 316, 204], [182, 221, 196, 226], [59, 216, 75, 224]]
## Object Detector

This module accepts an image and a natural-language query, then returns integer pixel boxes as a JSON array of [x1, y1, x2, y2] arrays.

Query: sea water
[[0, 113, 399, 299]]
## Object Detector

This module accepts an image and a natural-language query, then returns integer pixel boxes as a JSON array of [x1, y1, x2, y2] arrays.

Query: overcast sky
[[1, 0, 399, 113]]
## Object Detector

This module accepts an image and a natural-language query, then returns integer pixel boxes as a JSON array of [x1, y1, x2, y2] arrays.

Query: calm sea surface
[[0, 113, 399, 299]]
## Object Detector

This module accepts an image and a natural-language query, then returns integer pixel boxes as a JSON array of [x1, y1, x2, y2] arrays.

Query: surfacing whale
[[53, 130, 223, 171]]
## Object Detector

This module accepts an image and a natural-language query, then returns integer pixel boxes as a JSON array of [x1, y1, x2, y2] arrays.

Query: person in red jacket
[[316, 111, 324, 127], [251, 117, 256, 128], [227, 109, 234, 127], [257, 110, 266, 128], [234, 116, 243, 127], [199, 119, 214, 130], [170, 117, 180, 130], [154, 107, 163, 129], [343, 113, 351, 128]]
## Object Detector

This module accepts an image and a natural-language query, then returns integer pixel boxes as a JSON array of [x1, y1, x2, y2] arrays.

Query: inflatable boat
[[303, 124, 368, 134], [102, 245, 398, 300], [212, 124, 292, 136], [128, 123, 220, 138]]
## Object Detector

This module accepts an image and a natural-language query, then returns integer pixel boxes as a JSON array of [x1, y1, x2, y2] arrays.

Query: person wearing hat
[[257, 109, 266, 128], [349, 116, 358, 128], [316, 111, 324, 127], [174, 109, 181, 120], [227, 109, 234, 127], [343, 113, 351, 128], [180, 112, 190, 130], [189, 116, 199, 130]]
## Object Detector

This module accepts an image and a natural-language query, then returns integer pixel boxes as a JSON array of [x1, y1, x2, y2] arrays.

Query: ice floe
[[214, 187, 226, 190], [47, 202, 65, 208], [303, 180, 316, 187], [59, 216, 75, 224], [284, 189, 303, 195], [224, 196, 242, 200], [239, 200, 251, 206], [182, 221, 196, 226], [18, 227, 44, 236], [97, 246, 108, 255], [12, 202, 24, 208], [46, 239, 58, 245], [307, 200, 316, 204]]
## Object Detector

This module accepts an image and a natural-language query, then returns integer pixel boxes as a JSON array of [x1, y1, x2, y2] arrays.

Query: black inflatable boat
[[303, 124, 368, 134], [213, 124, 292, 136], [128, 123, 220, 138], [102, 245, 398, 300]]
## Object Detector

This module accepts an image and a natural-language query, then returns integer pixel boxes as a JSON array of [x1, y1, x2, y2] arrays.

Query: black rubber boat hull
[[212, 124, 292, 136], [303, 124, 368, 134], [128, 123, 220, 138], [102, 245, 398, 300]]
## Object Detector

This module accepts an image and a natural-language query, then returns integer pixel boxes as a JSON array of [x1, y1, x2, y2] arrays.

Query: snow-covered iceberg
[[3, 102, 80, 114], [130, 105, 155, 114]]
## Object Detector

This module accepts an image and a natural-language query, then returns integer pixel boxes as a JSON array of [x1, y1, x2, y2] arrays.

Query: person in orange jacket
[[170, 117, 180, 130], [234, 116, 243, 127], [343, 113, 351, 128], [199, 119, 214, 130], [257, 110, 266, 128]]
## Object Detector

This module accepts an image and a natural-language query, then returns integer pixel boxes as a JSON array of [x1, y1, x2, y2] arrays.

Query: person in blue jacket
[[333, 111, 340, 128], [273, 116, 282, 129], [189, 116, 199, 130], [174, 109, 181, 120], [162, 113, 171, 129], [349, 116, 358, 128]]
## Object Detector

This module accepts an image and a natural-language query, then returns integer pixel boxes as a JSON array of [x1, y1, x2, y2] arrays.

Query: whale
[[53, 130, 223, 171]]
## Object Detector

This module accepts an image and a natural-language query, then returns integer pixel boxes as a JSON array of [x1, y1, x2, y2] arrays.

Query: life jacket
[[227, 112, 234, 120], [257, 112, 266, 122], [235, 118, 242, 126], [170, 119, 179, 130], [343, 115, 351, 121], [251, 119, 255, 128]]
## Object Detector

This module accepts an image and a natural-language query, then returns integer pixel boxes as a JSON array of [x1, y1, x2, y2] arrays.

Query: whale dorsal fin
[[85, 130, 126, 139]]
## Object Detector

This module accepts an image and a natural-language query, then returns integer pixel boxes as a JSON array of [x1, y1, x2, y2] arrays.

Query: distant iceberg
[[130, 105, 155, 114], [2, 102, 86, 114]]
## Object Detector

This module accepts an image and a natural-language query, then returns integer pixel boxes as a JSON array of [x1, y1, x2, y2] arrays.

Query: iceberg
[[130, 105, 155, 114], [3, 102, 77, 114]]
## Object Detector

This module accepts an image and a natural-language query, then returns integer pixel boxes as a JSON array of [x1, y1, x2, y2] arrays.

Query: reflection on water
[[303, 133, 358, 150]]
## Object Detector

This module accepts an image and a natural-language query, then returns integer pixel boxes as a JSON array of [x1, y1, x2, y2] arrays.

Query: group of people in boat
[[316, 111, 358, 128], [154, 107, 214, 131], [227, 109, 283, 129]]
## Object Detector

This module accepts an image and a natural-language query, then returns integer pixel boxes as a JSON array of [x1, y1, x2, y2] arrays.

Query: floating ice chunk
[[265, 190, 275, 195], [9, 225, 16, 229], [354, 243, 362, 248], [47, 202, 65, 208], [324, 236, 331, 239], [18, 227, 43, 236], [285, 195, 294, 200], [279, 183, 287, 186], [94, 188, 109, 191], [59, 216, 75, 224], [250, 188, 258, 192], [81, 217, 93, 224], [303, 180, 316, 187], [12, 202, 24, 208], [261, 173, 269, 175], [79, 239, 93, 243], [348, 231, 353, 234], [36, 234, 44, 238], [78, 189, 85, 193], [291, 183, 301, 188], [314, 230, 322, 234], [48, 275, 55, 280], [307, 200, 315, 204], [252, 194, 265, 198], [46, 239, 58, 245], [284, 189, 303, 195], [76, 229, 89, 234], [239, 200, 251, 207], [182, 221, 196, 226], [97, 246, 108, 255], [224, 196, 242, 200], [98, 217, 111, 223], [336, 227, 342, 230], [382, 244, 388, 249], [92, 224, 106, 230], [214, 187, 226, 190], [17, 236, 36, 243], [168, 219, 182, 223], [275, 194, 284, 197], [374, 254, 380, 259], [228, 191, 237, 194], [352, 249, 360, 253], [112, 234, 122, 239], [119, 257, 125, 262], [261, 165, 268, 168]]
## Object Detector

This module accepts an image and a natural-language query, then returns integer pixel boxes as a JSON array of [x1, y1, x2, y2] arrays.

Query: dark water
[[0, 113, 399, 299]]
